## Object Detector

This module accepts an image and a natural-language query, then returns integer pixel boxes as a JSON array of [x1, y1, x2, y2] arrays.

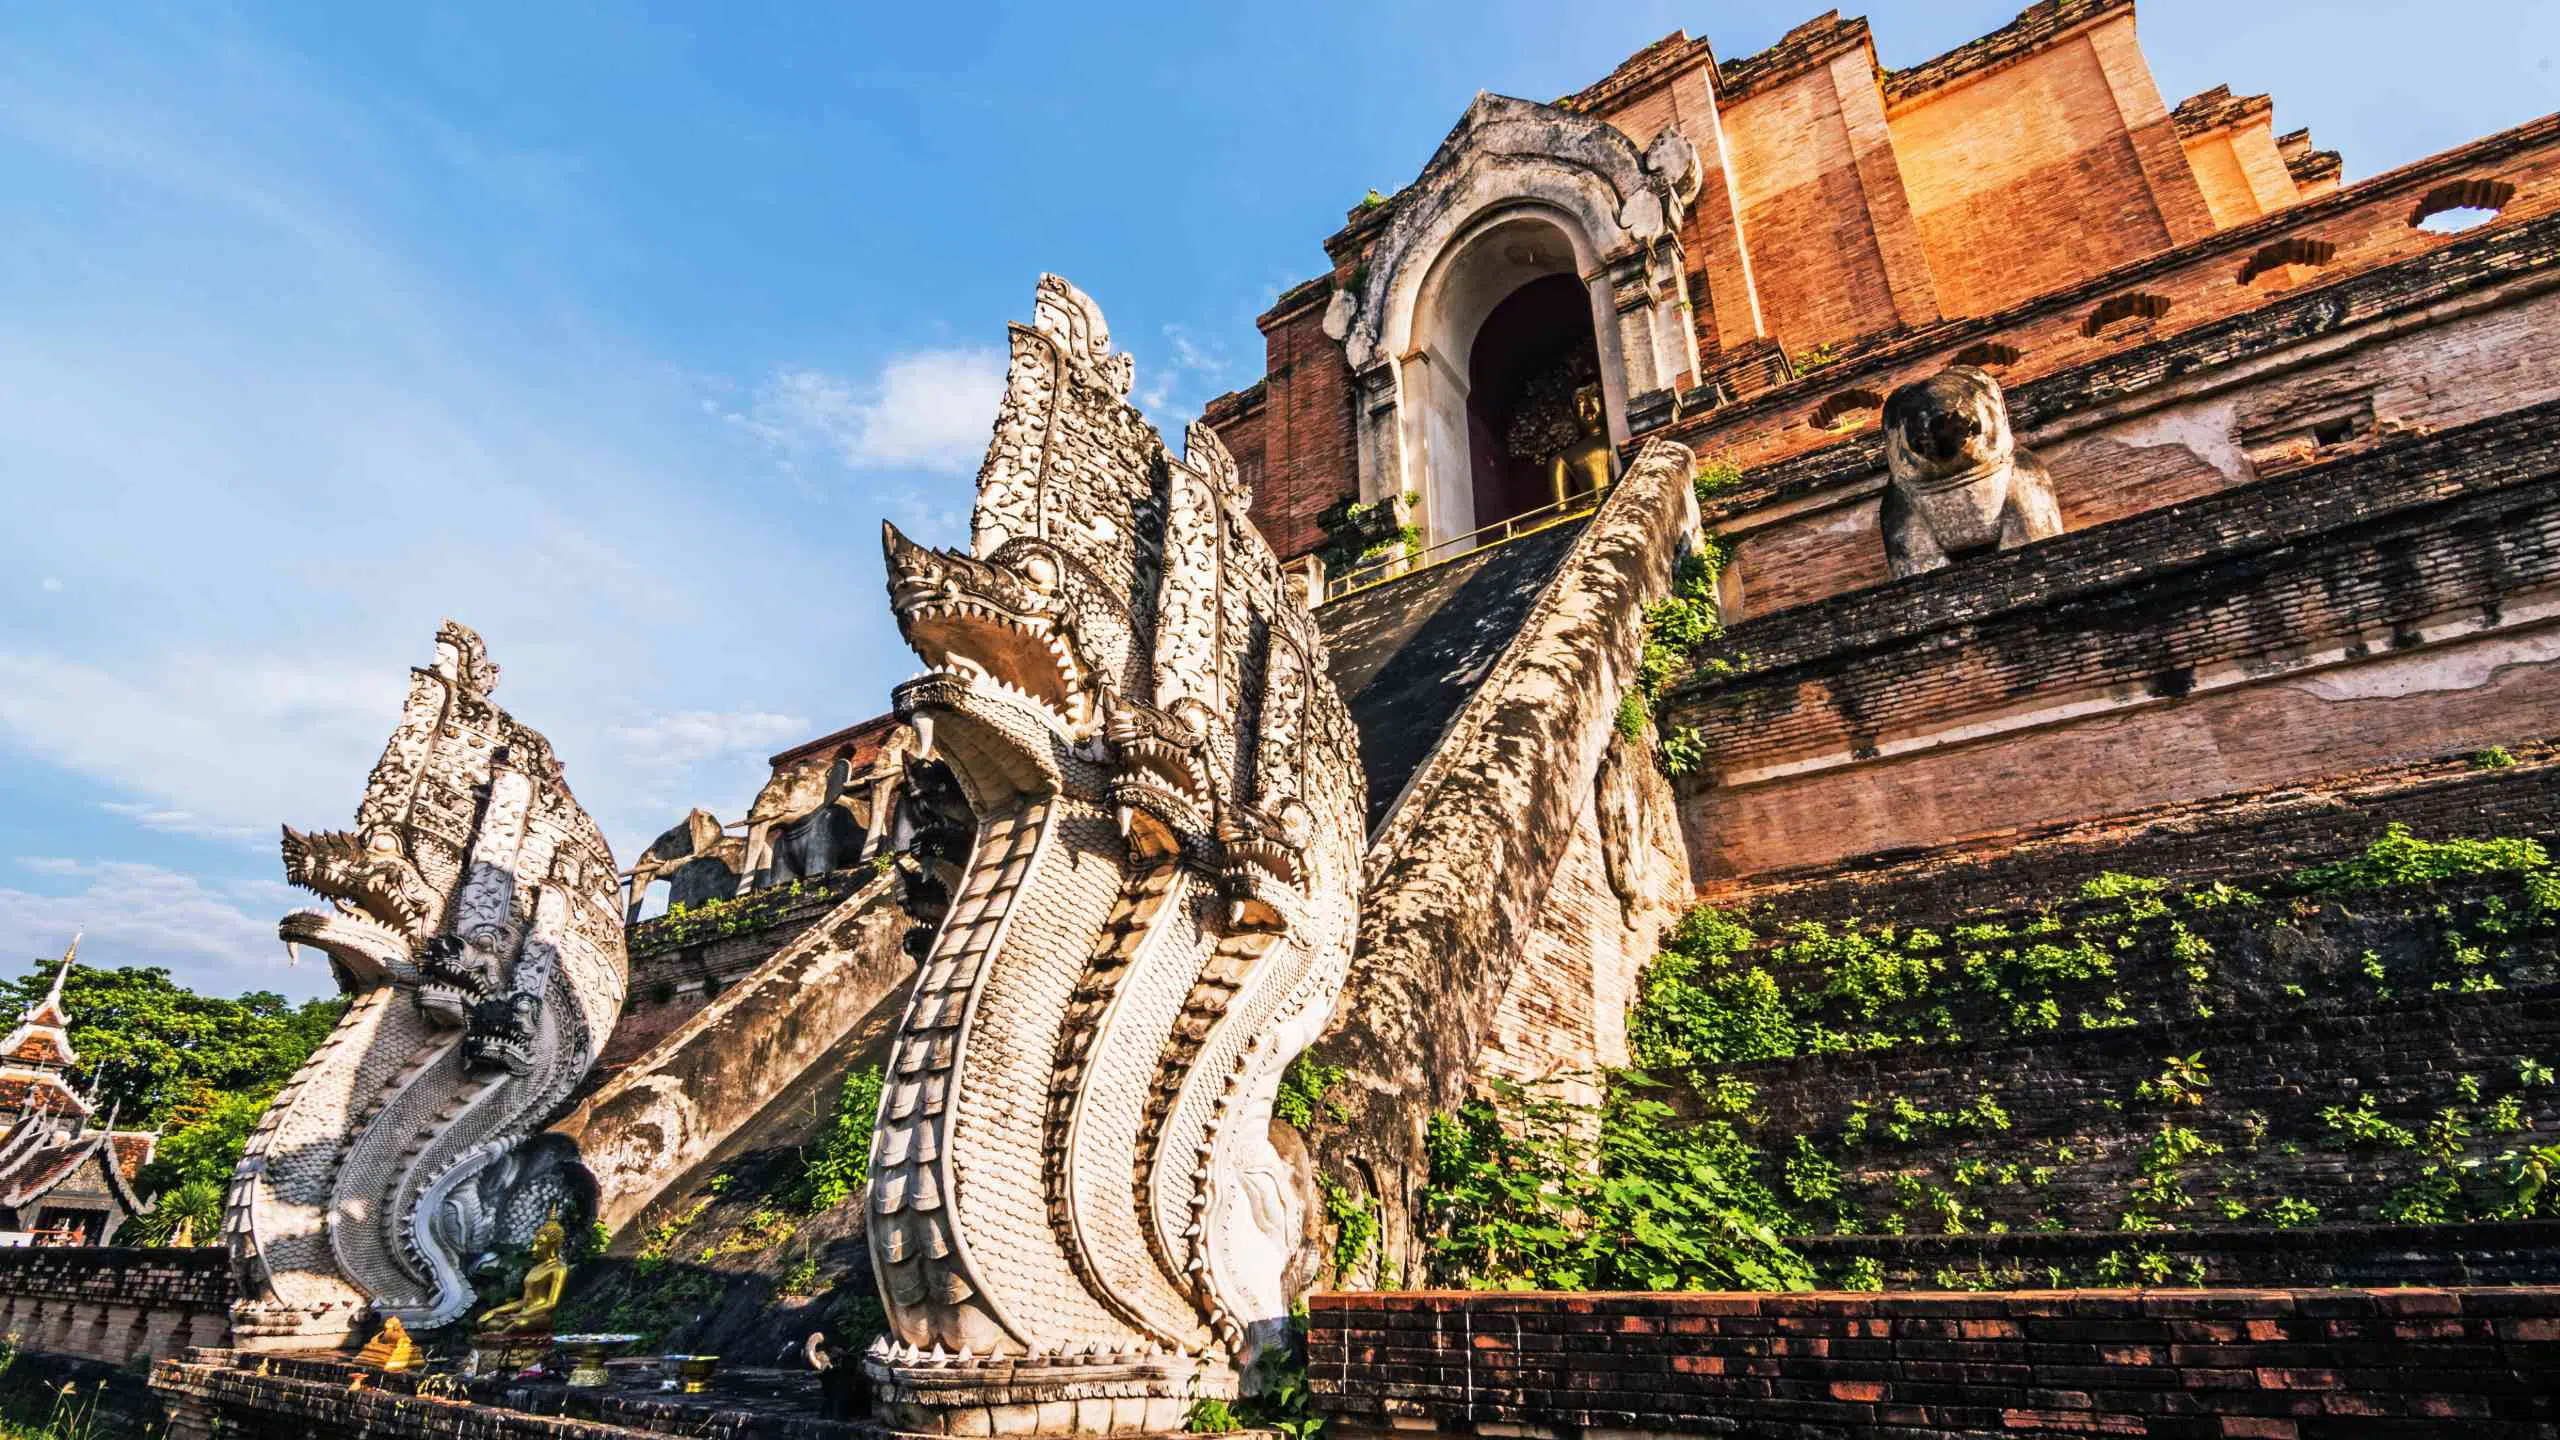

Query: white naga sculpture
[[226, 622, 626, 1348], [1879, 364, 2065, 578], [865, 276, 1365, 1435]]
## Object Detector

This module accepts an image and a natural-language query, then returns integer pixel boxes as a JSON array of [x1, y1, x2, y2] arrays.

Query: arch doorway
[[1465, 272, 1606, 533]]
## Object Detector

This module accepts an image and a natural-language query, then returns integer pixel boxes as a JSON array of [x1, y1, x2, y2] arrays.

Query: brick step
[[1790, 1219, 2560, 1290], [1685, 875, 2560, 1062], [1693, 985, 2560, 1237]]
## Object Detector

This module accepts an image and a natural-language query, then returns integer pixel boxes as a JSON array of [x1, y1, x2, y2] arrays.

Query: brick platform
[[1307, 1288, 2560, 1438], [0, 1245, 232, 1363]]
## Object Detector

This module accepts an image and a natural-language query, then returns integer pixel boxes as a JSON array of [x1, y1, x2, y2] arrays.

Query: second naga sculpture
[[226, 622, 626, 1347], [866, 276, 1366, 1434], [1880, 363, 2064, 578]]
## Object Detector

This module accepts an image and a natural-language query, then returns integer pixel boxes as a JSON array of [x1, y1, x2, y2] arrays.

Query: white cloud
[[608, 710, 811, 769], [742, 349, 1005, 474], [1137, 322, 1231, 421], [0, 858, 318, 999], [0, 651, 398, 842], [97, 801, 262, 846]]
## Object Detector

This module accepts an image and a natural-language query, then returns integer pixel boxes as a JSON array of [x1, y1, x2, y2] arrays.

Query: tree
[[0, 960, 342, 1126], [0, 958, 343, 1243]]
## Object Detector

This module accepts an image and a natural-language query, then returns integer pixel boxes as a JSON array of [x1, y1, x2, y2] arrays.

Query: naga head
[[278, 823, 437, 983], [883, 526, 1108, 811]]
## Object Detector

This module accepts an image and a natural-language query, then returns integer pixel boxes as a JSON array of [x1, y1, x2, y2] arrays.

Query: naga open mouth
[[279, 904, 416, 984], [278, 824, 441, 983], [884, 523, 1098, 742]]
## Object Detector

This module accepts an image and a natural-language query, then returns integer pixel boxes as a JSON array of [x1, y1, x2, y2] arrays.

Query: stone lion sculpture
[[1879, 364, 2064, 578]]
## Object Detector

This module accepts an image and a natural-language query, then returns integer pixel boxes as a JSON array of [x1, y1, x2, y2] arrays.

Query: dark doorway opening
[[1465, 273, 1603, 534]]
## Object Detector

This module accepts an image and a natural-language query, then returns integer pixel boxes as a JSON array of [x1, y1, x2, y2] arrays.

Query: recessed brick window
[[2082, 291, 2172, 339], [2410, 177, 2515, 232], [1951, 341, 2021, 370], [2236, 237, 2338, 286], [1810, 388, 1883, 431]]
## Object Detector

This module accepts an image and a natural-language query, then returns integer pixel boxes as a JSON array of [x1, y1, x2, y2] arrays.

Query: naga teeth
[[284, 941, 304, 968], [911, 714, 936, 760]]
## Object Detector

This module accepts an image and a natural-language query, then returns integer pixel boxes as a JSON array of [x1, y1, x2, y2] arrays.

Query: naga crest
[[228, 621, 626, 1347], [866, 276, 1365, 1433]]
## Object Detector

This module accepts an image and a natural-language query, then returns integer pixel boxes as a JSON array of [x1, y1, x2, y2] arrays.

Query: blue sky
[[1, 0, 2552, 1001]]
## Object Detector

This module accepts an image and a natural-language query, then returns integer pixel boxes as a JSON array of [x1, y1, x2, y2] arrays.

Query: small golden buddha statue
[[356, 1315, 418, 1372], [1548, 385, 1614, 508], [478, 1215, 569, 1336]]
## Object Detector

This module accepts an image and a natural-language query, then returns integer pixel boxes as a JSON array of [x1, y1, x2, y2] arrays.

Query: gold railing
[[1319, 485, 1612, 604]]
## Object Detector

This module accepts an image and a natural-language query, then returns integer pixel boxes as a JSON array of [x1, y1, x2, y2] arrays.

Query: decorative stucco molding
[[227, 622, 626, 1349], [863, 276, 1366, 1435], [1322, 95, 1703, 542]]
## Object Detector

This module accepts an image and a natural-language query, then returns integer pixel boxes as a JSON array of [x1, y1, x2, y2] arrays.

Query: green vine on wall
[[1418, 1075, 1809, 1292], [1414, 824, 2560, 1292]]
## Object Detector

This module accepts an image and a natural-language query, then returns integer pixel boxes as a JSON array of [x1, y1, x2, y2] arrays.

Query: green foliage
[[698, 1206, 797, 1261], [1692, 459, 1744, 508], [1235, 1303, 1324, 1440], [1186, 1398, 1243, 1435], [1274, 1054, 1348, 1130], [1613, 690, 1648, 740], [778, 1256, 822, 1295], [634, 1197, 712, 1276], [128, 1089, 272, 1240], [1420, 1077, 1808, 1293], [2078, 872, 2168, 901], [0, 958, 344, 1129], [789, 1065, 885, 1214], [1793, 341, 1841, 373], [2295, 823, 2548, 891], [638, 877, 840, 952], [2263, 1196, 2320, 1228], [2133, 1054, 2210, 1109], [2321, 1094, 2419, 1150], [1316, 1175, 1378, 1284], [122, 1177, 223, 1248], [1628, 542, 1731, 775], [2471, 746, 2518, 770], [1837, 1255, 1884, 1291]]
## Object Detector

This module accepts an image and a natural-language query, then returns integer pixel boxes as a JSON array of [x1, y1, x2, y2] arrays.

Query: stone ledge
[[1675, 395, 2560, 705], [1792, 1220, 2560, 1290]]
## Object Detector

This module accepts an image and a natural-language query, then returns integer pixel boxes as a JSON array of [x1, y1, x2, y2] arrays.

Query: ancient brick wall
[[1717, 24, 1928, 354], [1711, 745, 2560, 921], [1477, 732, 1692, 1109], [1674, 115, 2560, 489], [1674, 399, 2560, 880], [1886, 7, 2212, 321], [1712, 208, 2560, 620], [1308, 1287, 2560, 1439], [1796, 1221, 2560, 1292], [607, 867, 873, 1072], [0, 1246, 231, 1363], [1221, 284, 1358, 566], [1729, 977, 2560, 1245]]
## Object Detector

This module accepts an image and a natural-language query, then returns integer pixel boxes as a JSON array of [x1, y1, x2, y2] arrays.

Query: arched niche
[[1324, 94, 1704, 548]]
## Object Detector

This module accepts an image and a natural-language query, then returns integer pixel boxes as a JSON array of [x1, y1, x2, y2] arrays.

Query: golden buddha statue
[[1547, 385, 1614, 508], [356, 1315, 417, 1372], [478, 1215, 568, 1336]]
